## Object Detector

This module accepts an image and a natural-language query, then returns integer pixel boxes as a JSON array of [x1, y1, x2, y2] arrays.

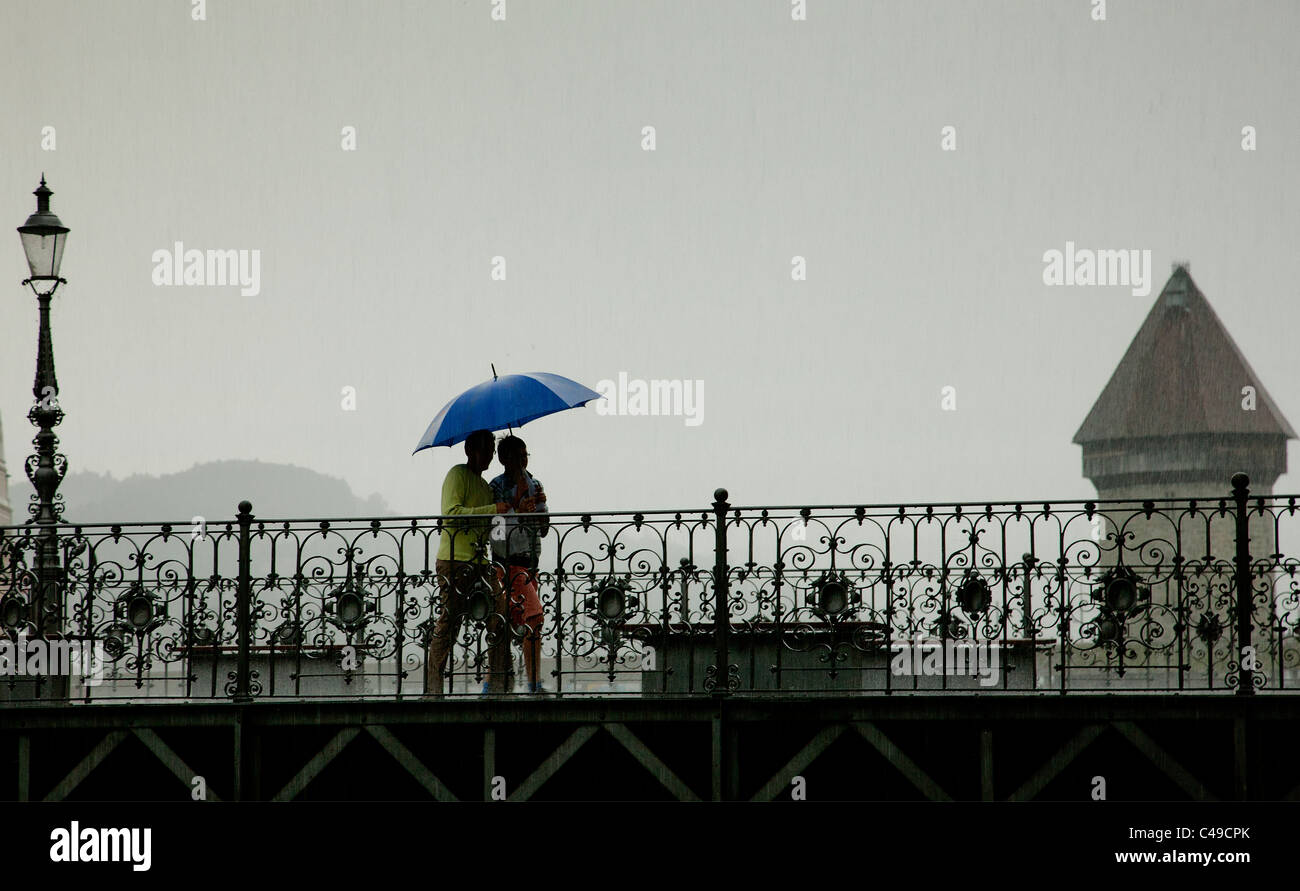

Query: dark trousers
[[424, 559, 511, 695]]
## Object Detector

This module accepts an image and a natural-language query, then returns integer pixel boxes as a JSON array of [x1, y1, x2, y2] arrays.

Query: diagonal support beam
[[508, 725, 598, 802], [366, 725, 457, 802], [1007, 723, 1106, 802], [750, 725, 845, 801], [605, 723, 700, 802], [44, 731, 127, 802], [852, 722, 952, 802], [1112, 721, 1218, 801], [132, 728, 222, 801], [273, 728, 361, 802]]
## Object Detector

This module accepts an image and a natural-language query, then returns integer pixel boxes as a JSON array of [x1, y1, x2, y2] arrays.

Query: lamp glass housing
[[19, 227, 68, 280]]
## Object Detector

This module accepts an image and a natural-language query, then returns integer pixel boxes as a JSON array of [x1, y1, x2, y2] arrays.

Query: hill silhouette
[[58, 460, 391, 524]]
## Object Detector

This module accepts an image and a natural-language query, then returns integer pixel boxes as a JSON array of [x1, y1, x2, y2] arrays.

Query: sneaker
[[529, 682, 554, 696]]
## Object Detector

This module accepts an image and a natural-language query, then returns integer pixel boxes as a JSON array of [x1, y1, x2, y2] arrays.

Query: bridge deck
[[4, 694, 1296, 802]]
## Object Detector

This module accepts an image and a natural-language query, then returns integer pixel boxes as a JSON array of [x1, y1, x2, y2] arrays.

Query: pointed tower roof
[[1073, 265, 1296, 443]]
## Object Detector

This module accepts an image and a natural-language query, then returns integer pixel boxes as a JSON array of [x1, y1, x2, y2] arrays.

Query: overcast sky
[[3, 0, 1299, 520]]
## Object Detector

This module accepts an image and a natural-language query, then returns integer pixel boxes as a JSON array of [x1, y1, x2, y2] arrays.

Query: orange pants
[[499, 563, 543, 630]]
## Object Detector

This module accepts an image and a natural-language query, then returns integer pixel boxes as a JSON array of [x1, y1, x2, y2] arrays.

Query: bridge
[[2, 477, 1298, 801]]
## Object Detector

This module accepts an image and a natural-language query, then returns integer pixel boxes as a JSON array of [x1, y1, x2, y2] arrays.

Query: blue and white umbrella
[[413, 369, 602, 452]]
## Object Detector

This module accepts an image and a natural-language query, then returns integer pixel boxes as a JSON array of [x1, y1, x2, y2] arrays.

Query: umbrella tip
[[491, 363, 498, 381]]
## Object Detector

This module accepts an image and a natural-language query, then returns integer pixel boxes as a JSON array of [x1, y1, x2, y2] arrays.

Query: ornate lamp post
[[16, 176, 70, 640]]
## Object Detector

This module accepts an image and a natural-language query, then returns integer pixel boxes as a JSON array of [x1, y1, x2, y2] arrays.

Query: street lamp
[[16, 175, 70, 644]]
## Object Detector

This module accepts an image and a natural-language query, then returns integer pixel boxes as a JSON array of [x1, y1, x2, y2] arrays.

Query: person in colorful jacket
[[489, 435, 550, 694]]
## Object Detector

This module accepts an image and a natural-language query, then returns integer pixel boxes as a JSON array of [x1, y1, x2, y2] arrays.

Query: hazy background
[[2, 0, 1298, 521]]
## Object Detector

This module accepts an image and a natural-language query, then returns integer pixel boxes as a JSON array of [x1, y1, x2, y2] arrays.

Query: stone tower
[[1073, 264, 1294, 563], [0, 409, 11, 527]]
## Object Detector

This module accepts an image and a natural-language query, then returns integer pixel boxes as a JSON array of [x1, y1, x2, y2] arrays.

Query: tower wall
[[1093, 497, 1270, 573], [1084, 434, 1285, 565]]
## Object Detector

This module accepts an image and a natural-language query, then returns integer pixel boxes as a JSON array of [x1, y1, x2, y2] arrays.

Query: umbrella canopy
[[413, 371, 602, 452]]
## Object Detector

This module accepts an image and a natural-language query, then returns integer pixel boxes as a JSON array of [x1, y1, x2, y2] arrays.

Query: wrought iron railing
[[1, 474, 1298, 702]]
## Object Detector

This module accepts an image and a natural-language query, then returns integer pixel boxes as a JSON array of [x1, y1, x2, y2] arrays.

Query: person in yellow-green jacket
[[424, 429, 512, 697]]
